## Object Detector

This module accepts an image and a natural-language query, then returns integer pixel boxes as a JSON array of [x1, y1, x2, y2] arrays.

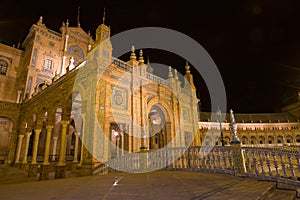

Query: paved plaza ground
[[0, 166, 297, 200]]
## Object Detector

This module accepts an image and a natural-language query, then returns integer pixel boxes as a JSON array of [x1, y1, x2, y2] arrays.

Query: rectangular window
[[32, 48, 37, 67], [45, 59, 52, 69], [0, 60, 8, 75], [26, 76, 32, 98]]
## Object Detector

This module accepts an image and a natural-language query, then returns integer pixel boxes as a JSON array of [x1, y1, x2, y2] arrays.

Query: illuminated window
[[45, 59, 52, 69], [32, 48, 37, 66], [0, 60, 8, 75]]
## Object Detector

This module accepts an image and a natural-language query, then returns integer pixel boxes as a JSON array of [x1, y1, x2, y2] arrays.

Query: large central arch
[[148, 103, 173, 150]]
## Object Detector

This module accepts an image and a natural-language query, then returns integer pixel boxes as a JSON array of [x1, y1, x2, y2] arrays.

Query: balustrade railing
[[242, 147, 300, 186], [93, 146, 234, 175], [93, 145, 300, 187]]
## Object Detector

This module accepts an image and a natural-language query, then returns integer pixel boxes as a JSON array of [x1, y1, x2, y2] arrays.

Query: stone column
[[57, 121, 69, 166], [78, 114, 85, 166], [15, 135, 24, 163], [28, 129, 41, 177], [52, 137, 58, 161], [22, 132, 32, 164], [43, 126, 53, 165], [31, 129, 41, 164], [40, 125, 53, 180], [55, 120, 69, 179], [73, 132, 79, 163]]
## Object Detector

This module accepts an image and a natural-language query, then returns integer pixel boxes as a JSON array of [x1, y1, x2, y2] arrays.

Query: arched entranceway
[[109, 122, 128, 159], [148, 105, 170, 150], [0, 117, 13, 163]]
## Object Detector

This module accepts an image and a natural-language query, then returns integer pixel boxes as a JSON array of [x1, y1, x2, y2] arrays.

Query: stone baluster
[[222, 147, 227, 171], [196, 148, 200, 169], [228, 148, 233, 172], [244, 148, 251, 174], [252, 150, 259, 176], [295, 153, 300, 172], [272, 151, 280, 177], [206, 151, 211, 171], [264, 150, 273, 177], [279, 152, 288, 178], [217, 147, 222, 170], [288, 153, 297, 180], [258, 150, 265, 176], [212, 149, 217, 171], [183, 149, 187, 169], [174, 148, 178, 169]]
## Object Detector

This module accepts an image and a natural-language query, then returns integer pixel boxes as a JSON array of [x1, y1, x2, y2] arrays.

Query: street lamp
[[216, 108, 225, 146]]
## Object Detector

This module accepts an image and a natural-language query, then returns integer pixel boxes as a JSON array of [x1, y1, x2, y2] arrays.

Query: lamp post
[[216, 108, 225, 146]]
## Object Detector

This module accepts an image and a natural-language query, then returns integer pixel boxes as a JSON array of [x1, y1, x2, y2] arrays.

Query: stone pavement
[[0, 167, 297, 200]]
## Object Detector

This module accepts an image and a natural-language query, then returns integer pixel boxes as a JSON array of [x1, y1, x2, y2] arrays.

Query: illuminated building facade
[[0, 16, 300, 179]]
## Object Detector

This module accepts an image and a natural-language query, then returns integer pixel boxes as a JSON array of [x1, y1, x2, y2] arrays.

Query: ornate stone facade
[[1, 15, 300, 179], [0, 16, 199, 177]]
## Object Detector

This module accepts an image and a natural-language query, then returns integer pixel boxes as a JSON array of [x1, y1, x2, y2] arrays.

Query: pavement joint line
[[147, 173, 155, 200], [190, 179, 244, 200]]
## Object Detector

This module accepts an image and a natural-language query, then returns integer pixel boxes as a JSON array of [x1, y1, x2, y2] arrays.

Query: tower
[[88, 9, 112, 67]]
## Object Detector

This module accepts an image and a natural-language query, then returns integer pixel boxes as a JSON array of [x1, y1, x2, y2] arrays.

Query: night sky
[[1, 0, 300, 113]]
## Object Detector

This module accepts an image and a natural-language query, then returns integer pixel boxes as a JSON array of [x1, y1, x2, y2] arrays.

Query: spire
[[146, 57, 153, 73], [185, 61, 190, 73], [168, 66, 173, 78], [103, 8, 106, 24], [77, 6, 81, 27], [139, 49, 144, 63], [174, 69, 179, 80], [130, 46, 136, 60]]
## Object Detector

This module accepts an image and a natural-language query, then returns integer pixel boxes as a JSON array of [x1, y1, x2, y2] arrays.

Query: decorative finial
[[185, 61, 190, 73], [77, 6, 81, 27], [230, 109, 235, 123], [168, 66, 173, 78], [130, 45, 136, 60], [174, 69, 179, 80], [147, 56, 150, 65], [229, 109, 240, 143], [38, 16, 43, 24], [146, 57, 153, 73], [139, 49, 144, 63], [103, 8, 106, 24]]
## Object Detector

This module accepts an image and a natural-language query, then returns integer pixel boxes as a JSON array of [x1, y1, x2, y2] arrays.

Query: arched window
[[0, 60, 8, 75], [68, 45, 84, 58]]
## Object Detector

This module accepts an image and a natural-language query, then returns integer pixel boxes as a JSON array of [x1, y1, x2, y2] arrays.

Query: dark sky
[[1, 0, 300, 113]]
